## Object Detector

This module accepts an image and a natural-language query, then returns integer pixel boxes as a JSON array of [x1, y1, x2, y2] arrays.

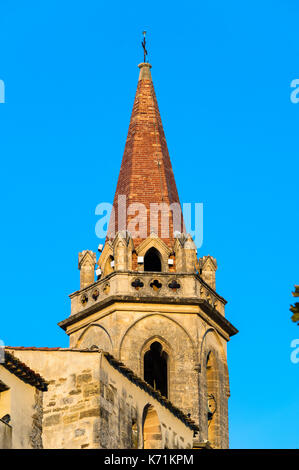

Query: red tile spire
[[107, 62, 184, 248]]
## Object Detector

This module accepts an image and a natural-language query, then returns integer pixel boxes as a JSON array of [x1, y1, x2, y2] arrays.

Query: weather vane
[[141, 31, 148, 63]]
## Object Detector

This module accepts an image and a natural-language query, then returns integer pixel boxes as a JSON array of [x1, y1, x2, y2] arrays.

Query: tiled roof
[[2, 350, 48, 391]]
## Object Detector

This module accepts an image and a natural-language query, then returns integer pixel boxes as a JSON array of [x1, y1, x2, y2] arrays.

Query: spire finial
[[141, 31, 148, 63]]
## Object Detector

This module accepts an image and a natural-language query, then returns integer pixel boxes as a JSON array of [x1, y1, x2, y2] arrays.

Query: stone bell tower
[[58, 61, 238, 449]]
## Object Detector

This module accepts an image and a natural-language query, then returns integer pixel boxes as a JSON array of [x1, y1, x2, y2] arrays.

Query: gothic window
[[144, 248, 162, 272], [144, 341, 168, 397]]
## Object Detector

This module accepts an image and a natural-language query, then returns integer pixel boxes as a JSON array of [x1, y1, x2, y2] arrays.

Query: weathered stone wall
[[198, 329, 230, 448], [10, 349, 195, 449], [30, 389, 43, 448], [10, 350, 101, 449], [118, 312, 199, 423], [0, 366, 43, 449], [99, 355, 194, 449], [67, 302, 230, 447], [0, 419, 12, 449]]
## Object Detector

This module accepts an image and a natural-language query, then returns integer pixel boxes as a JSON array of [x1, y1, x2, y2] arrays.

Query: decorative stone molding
[[174, 234, 197, 273], [131, 278, 144, 290], [92, 288, 99, 301], [150, 279, 162, 291], [168, 280, 181, 292], [80, 293, 88, 305], [78, 250, 96, 290], [113, 231, 134, 271], [103, 283, 110, 295], [198, 255, 217, 290]]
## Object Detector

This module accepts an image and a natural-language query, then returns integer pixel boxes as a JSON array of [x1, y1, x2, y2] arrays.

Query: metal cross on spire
[[141, 31, 148, 63]]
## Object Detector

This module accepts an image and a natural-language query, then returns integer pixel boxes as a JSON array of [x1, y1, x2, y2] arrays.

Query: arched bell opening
[[144, 248, 162, 272], [144, 341, 168, 398]]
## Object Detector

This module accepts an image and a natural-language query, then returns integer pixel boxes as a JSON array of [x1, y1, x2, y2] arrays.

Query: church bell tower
[[58, 57, 238, 449]]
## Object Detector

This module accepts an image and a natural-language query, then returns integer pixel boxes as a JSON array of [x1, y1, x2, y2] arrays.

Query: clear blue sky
[[0, 1, 298, 449]]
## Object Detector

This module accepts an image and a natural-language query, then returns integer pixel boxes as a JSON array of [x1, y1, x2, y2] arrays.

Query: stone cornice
[[194, 273, 227, 304], [58, 294, 238, 338]]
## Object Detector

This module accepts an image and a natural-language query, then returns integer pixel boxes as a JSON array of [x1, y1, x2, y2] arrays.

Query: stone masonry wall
[[0, 365, 42, 449], [30, 389, 43, 448], [9, 350, 101, 449], [10, 349, 195, 449], [99, 354, 194, 449], [68, 304, 230, 447]]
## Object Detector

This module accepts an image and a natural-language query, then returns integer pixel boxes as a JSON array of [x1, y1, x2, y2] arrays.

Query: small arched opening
[[142, 405, 162, 449], [144, 248, 162, 272], [144, 341, 168, 398]]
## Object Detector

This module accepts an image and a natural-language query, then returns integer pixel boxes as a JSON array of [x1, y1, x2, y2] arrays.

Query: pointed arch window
[[144, 248, 161, 272], [144, 341, 168, 397]]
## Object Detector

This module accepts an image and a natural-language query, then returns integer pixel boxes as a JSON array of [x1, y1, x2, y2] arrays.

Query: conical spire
[[107, 62, 184, 248]]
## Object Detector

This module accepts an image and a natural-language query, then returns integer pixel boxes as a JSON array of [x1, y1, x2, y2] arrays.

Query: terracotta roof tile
[[2, 350, 48, 391]]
